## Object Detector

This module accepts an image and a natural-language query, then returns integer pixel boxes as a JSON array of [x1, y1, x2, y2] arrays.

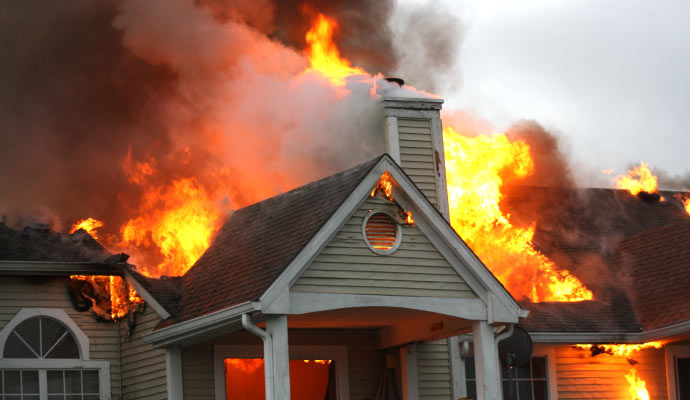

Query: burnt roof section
[[614, 219, 690, 331], [0, 222, 111, 263], [503, 185, 690, 334], [157, 156, 383, 328], [124, 265, 181, 314]]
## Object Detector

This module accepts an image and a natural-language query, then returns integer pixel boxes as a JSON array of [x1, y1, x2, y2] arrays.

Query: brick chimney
[[380, 96, 449, 220]]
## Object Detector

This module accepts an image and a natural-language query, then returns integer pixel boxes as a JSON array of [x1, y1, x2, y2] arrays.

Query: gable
[[291, 196, 477, 299]]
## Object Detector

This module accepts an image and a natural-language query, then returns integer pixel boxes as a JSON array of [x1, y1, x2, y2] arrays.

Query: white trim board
[[213, 345, 349, 400]]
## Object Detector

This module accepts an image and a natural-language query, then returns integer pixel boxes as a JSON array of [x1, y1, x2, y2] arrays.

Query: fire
[[575, 342, 661, 400], [626, 368, 650, 400], [443, 126, 593, 302], [371, 171, 394, 200], [574, 342, 663, 357], [614, 162, 658, 195], [303, 360, 331, 365], [304, 13, 366, 84], [69, 275, 143, 320], [119, 178, 224, 277], [225, 358, 263, 374], [675, 192, 690, 215], [70, 218, 105, 239]]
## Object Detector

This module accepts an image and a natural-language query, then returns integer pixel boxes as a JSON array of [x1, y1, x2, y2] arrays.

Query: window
[[362, 210, 402, 255], [464, 356, 550, 400], [0, 309, 110, 400]]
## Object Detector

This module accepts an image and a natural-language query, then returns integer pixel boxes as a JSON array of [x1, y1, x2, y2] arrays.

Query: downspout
[[242, 313, 274, 400], [494, 324, 514, 345]]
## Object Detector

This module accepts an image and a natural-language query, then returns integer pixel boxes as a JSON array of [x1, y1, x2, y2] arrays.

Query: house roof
[[0, 223, 111, 263], [155, 156, 383, 328], [614, 219, 690, 332], [502, 185, 690, 336]]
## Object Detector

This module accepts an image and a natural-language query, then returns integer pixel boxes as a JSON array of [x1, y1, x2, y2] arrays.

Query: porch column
[[266, 315, 291, 400], [472, 321, 501, 400]]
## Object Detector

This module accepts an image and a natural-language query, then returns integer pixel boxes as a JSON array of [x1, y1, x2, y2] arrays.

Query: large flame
[[625, 368, 650, 400], [70, 275, 143, 320], [675, 192, 690, 215], [119, 178, 224, 277], [443, 126, 593, 302], [614, 162, 658, 195], [70, 218, 105, 239], [304, 13, 366, 84]]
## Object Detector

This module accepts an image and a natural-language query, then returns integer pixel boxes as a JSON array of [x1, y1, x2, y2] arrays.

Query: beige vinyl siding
[[292, 198, 476, 298], [0, 276, 122, 400], [119, 306, 167, 400], [398, 118, 438, 205], [418, 339, 453, 400], [182, 344, 215, 400], [180, 330, 382, 400], [554, 345, 667, 399]]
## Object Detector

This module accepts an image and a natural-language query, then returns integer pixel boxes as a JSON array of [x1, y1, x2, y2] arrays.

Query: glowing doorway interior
[[225, 359, 334, 400]]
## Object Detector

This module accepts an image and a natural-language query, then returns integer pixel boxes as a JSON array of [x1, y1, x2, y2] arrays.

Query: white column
[[266, 315, 291, 400], [400, 343, 419, 400], [165, 345, 184, 400], [472, 321, 501, 400]]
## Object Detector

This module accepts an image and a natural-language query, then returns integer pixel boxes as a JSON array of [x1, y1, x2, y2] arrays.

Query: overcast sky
[[428, 0, 689, 187]]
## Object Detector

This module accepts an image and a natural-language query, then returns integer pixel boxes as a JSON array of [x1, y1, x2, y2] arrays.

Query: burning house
[[2, 2, 690, 400]]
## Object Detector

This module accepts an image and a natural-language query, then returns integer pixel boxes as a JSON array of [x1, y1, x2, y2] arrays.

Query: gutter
[[242, 314, 274, 400], [143, 301, 260, 348]]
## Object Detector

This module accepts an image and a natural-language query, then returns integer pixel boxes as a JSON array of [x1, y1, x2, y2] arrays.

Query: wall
[[398, 118, 438, 207], [418, 339, 453, 400], [291, 197, 476, 299], [119, 305, 168, 400], [0, 276, 122, 399], [181, 329, 383, 400], [553, 344, 668, 400]]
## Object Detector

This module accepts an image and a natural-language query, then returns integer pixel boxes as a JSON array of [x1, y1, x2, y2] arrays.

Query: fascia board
[[258, 157, 390, 310], [0, 260, 120, 276], [384, 164, 526, 320], [142, 301, 258, 348], [122, 268, 171, 320]]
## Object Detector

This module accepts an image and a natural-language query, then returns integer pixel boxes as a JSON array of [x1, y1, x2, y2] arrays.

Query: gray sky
[[429, 0, 689, 187]]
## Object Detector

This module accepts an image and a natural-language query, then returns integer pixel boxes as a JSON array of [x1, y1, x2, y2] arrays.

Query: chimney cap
[[385, 77, 405, 86]]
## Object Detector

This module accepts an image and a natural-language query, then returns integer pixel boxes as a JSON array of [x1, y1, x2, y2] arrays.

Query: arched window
[[0, 309, 110, 400]]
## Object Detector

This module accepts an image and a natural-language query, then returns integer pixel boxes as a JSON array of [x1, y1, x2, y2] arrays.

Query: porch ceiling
[[286, 306, 468, 330]]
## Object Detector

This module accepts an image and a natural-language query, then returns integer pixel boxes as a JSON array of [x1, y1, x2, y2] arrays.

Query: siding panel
[[418, 339, 453, 400], [554, 345, 668, 400], [398, 118, 439, 207], [292, 197, 476, 298]]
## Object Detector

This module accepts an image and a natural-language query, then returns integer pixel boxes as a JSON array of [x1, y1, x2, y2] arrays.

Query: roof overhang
[[0, 260, 121, 276]]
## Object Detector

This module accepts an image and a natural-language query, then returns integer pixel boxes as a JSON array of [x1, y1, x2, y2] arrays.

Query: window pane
[[22, 371, 39, 394], [83, 396, 99, 400], [531, 357, 547, 379], [66, 395, 82, 400], [533, 380, 549, 400], [13, 319, 41, 357], [466, 379, 477, 400], [516, 361, 532, 379], [518, 381, 533, 400], [465, 356, 475, 379], [46, 335, 79, 359], [48, 371, 64, 394], [4, 371, 21, 394], [64, 371, 81, 394], [41, 318, 68, 357], [49, 395, 65, 400], [6, 396, 20, 400], [23, 396, 39, 400], [502, 380, 517, 400], [3, 333, 37, 359], [81, 371, 99, 394]]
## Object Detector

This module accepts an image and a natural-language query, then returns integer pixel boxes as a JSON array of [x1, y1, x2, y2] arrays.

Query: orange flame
[[371, 171, 394, 200], [625, 368, 650, 400], [119, 178, 224, 277], [614, 162, 658, 195], [304, 13, 366, 84], [70, 275, 143, 320], [443, 126, 593, 302], [70, 218, 105, 239], [303, 360, 331, 365], [675, 192, 690, 215], [225, 358, 264, 374]]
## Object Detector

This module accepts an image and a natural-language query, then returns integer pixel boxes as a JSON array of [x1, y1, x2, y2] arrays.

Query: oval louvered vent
[[362, 211, 402, 255]]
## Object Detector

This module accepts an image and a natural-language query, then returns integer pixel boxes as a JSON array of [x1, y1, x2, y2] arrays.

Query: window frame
[[665, 344, 690, 400], [213, 344, 350, 400], [0, 308, 111, 400]]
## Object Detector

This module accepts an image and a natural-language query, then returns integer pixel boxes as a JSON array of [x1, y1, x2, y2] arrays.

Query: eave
[[0, 260, 121, 276]]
